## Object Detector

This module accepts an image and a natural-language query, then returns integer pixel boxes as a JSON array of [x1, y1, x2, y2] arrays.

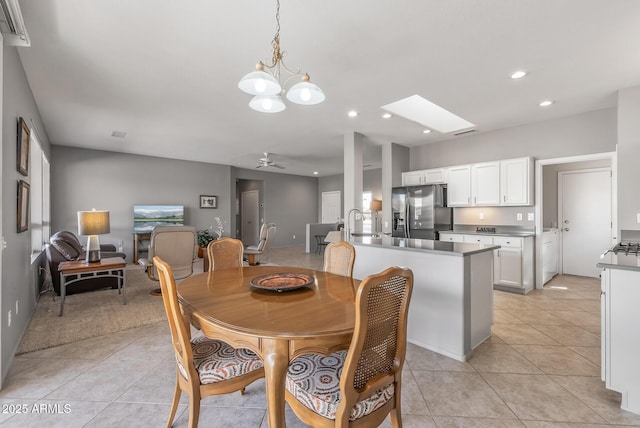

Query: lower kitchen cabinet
[[493, 236, 534, 294], [600, 267, 640, 415], [439, 233, 534, 293]]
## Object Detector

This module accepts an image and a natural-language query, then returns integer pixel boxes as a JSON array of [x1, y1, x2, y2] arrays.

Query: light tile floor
[[2, 247, 640, 427]]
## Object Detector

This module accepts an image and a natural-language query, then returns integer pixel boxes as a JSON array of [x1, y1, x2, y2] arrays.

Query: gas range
[[601, 241, 640, 258]]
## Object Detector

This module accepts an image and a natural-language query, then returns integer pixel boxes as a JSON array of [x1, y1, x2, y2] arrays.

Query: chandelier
[[238, 0, 325, 113]]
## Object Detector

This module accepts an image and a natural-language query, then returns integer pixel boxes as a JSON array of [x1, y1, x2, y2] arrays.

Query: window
[[30, 128, 50, 259]]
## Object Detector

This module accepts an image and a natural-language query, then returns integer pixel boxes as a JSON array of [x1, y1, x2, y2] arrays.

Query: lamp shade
[[286, 74, 325, 105], [369, 200, 382, 212], [238, 64, 282, 96], [249, 94, 286, 113], [78, 210, 110, 235]]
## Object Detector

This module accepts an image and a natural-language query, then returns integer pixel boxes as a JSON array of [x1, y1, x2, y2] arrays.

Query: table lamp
[[78, 209, 110, 263]]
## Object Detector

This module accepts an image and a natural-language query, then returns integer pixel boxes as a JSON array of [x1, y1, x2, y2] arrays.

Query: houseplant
[[196, 229, 216, 258]]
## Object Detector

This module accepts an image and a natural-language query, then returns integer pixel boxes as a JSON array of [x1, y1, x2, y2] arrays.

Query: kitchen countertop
[[348, 235, 499, 257], [597, 253, 640, 272]]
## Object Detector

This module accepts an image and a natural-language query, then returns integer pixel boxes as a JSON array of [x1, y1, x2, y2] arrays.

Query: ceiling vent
[[0, 0, 30, 46], [453, 129, 477, 136]]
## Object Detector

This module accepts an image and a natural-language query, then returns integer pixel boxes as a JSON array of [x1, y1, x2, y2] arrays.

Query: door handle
[[564, 220, 569, 224], [564, 228, 569, 232]]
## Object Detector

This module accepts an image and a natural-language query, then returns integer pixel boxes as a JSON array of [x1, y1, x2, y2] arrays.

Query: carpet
[[16, 263, 187, 354]]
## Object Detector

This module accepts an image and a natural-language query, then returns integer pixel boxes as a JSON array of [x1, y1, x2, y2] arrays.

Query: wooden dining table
[[177, 265, 358, 428]]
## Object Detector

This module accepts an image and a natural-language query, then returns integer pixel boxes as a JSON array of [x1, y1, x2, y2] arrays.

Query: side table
[[58, 257, 127, 316]]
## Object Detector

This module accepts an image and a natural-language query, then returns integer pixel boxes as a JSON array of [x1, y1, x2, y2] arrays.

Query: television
[[133, 204, 184, 232]]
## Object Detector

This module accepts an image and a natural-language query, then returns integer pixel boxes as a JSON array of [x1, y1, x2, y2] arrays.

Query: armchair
[[244, 223, 276, 265], [45, 230, 126, 296], [138, 226, 197, 281]]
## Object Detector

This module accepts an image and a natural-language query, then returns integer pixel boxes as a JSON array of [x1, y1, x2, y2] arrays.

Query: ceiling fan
[[256, 152, 286, 169]]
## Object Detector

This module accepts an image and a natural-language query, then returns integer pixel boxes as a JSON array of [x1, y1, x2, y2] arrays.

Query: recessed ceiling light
[[539, 100, 554, 107], [510, 70, 527, 79], [111, 130, 127, 138], [348, 110, 358, 118], [422, 129, 432, 134], [382, 113, 392, 119], [313, 171, 318, 175]]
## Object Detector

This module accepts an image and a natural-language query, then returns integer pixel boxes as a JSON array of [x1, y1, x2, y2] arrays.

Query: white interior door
[[559, 168, 612, 278], [241, 190, 260, 246], [321, 191, 341, 224]]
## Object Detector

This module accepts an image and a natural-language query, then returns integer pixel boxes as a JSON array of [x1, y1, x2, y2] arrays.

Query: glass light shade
[[286, 80, 325, 105], [238, 69, 282, 96], [249, 95, 286, 113]]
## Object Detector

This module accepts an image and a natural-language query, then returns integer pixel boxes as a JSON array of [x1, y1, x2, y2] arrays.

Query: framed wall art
[[199, 195, 217, 209], [17, 180, 30, 233], [17, 117, 30, 176]]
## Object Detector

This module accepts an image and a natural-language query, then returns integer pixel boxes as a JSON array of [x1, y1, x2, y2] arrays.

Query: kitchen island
[[350, 235, 499, 362], [597, 253, 640, 416]]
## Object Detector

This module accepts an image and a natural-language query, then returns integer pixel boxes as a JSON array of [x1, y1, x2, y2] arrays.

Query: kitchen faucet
[[346, 208, 362, 240]]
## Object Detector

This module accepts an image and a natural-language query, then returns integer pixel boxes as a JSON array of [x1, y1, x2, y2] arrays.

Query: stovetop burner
[[603, 242, 640, 257]]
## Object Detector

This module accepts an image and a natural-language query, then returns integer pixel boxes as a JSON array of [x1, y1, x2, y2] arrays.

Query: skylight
[[381, 95, 475, 134]]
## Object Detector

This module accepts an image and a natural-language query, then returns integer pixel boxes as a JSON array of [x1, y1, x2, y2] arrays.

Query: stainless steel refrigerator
[[391, 184, 453, 239]]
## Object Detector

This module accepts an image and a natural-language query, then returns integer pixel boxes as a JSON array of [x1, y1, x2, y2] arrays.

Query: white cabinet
[[402, 168, 448, 186], [500, 157, 533, 205], [492, 236, 534, 293], [439, 233, 463, 243], [447, 165, 472, 206], [542, 229, 559, 284], [402, 170, 424, 186], [438, 233, 534, 293], [493, 237, 524, 289], [601, 267, 640, 415], [463, 234, 494, 245], [445, 157, 533, 207], [472, 162, 501, 206], [447, 162, 500, 207]]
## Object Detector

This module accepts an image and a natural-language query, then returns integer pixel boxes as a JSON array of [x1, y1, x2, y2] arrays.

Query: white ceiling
[[15, 0, 640, 176]]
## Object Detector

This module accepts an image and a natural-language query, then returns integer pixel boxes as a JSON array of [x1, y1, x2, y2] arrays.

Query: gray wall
[[2, 46, 51, 384], [231, 167, 318, 247], [51, 146, 233, 262], [410, 108, 617, 169], [409, 108, 617, 230], [618, 85, 640, 232], [317, 168, 382, 222]]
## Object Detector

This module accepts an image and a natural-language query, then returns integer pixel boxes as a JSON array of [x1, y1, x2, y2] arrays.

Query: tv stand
[[133, 232, 152, 263]]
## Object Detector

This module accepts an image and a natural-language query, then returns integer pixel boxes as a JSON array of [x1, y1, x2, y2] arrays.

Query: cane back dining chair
[[206, 237, 244, 271], [154, 256, 265, 428], [323, 241, 356, 277], [285, 266, 414, 428]]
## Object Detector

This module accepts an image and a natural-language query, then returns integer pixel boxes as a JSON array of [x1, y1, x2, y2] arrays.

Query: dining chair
[[206, 237, 244, 271], [323, 241, 356, 277], [285, 266, 413, 428], [153, 256, 265, 428]]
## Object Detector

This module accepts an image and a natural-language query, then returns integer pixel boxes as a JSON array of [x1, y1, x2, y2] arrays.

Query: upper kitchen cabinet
[[472, 162, 501, 206], [500, 157, 533, 206], [401, 168, 448, 186], [446, 157, 533, 207], [447, 165, 472, 206], [447, 162, 500, 207]]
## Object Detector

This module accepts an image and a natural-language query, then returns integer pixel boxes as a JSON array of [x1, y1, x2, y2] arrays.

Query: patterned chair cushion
[[177, 335, 263, 384], [286, 351, 395, 421]]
